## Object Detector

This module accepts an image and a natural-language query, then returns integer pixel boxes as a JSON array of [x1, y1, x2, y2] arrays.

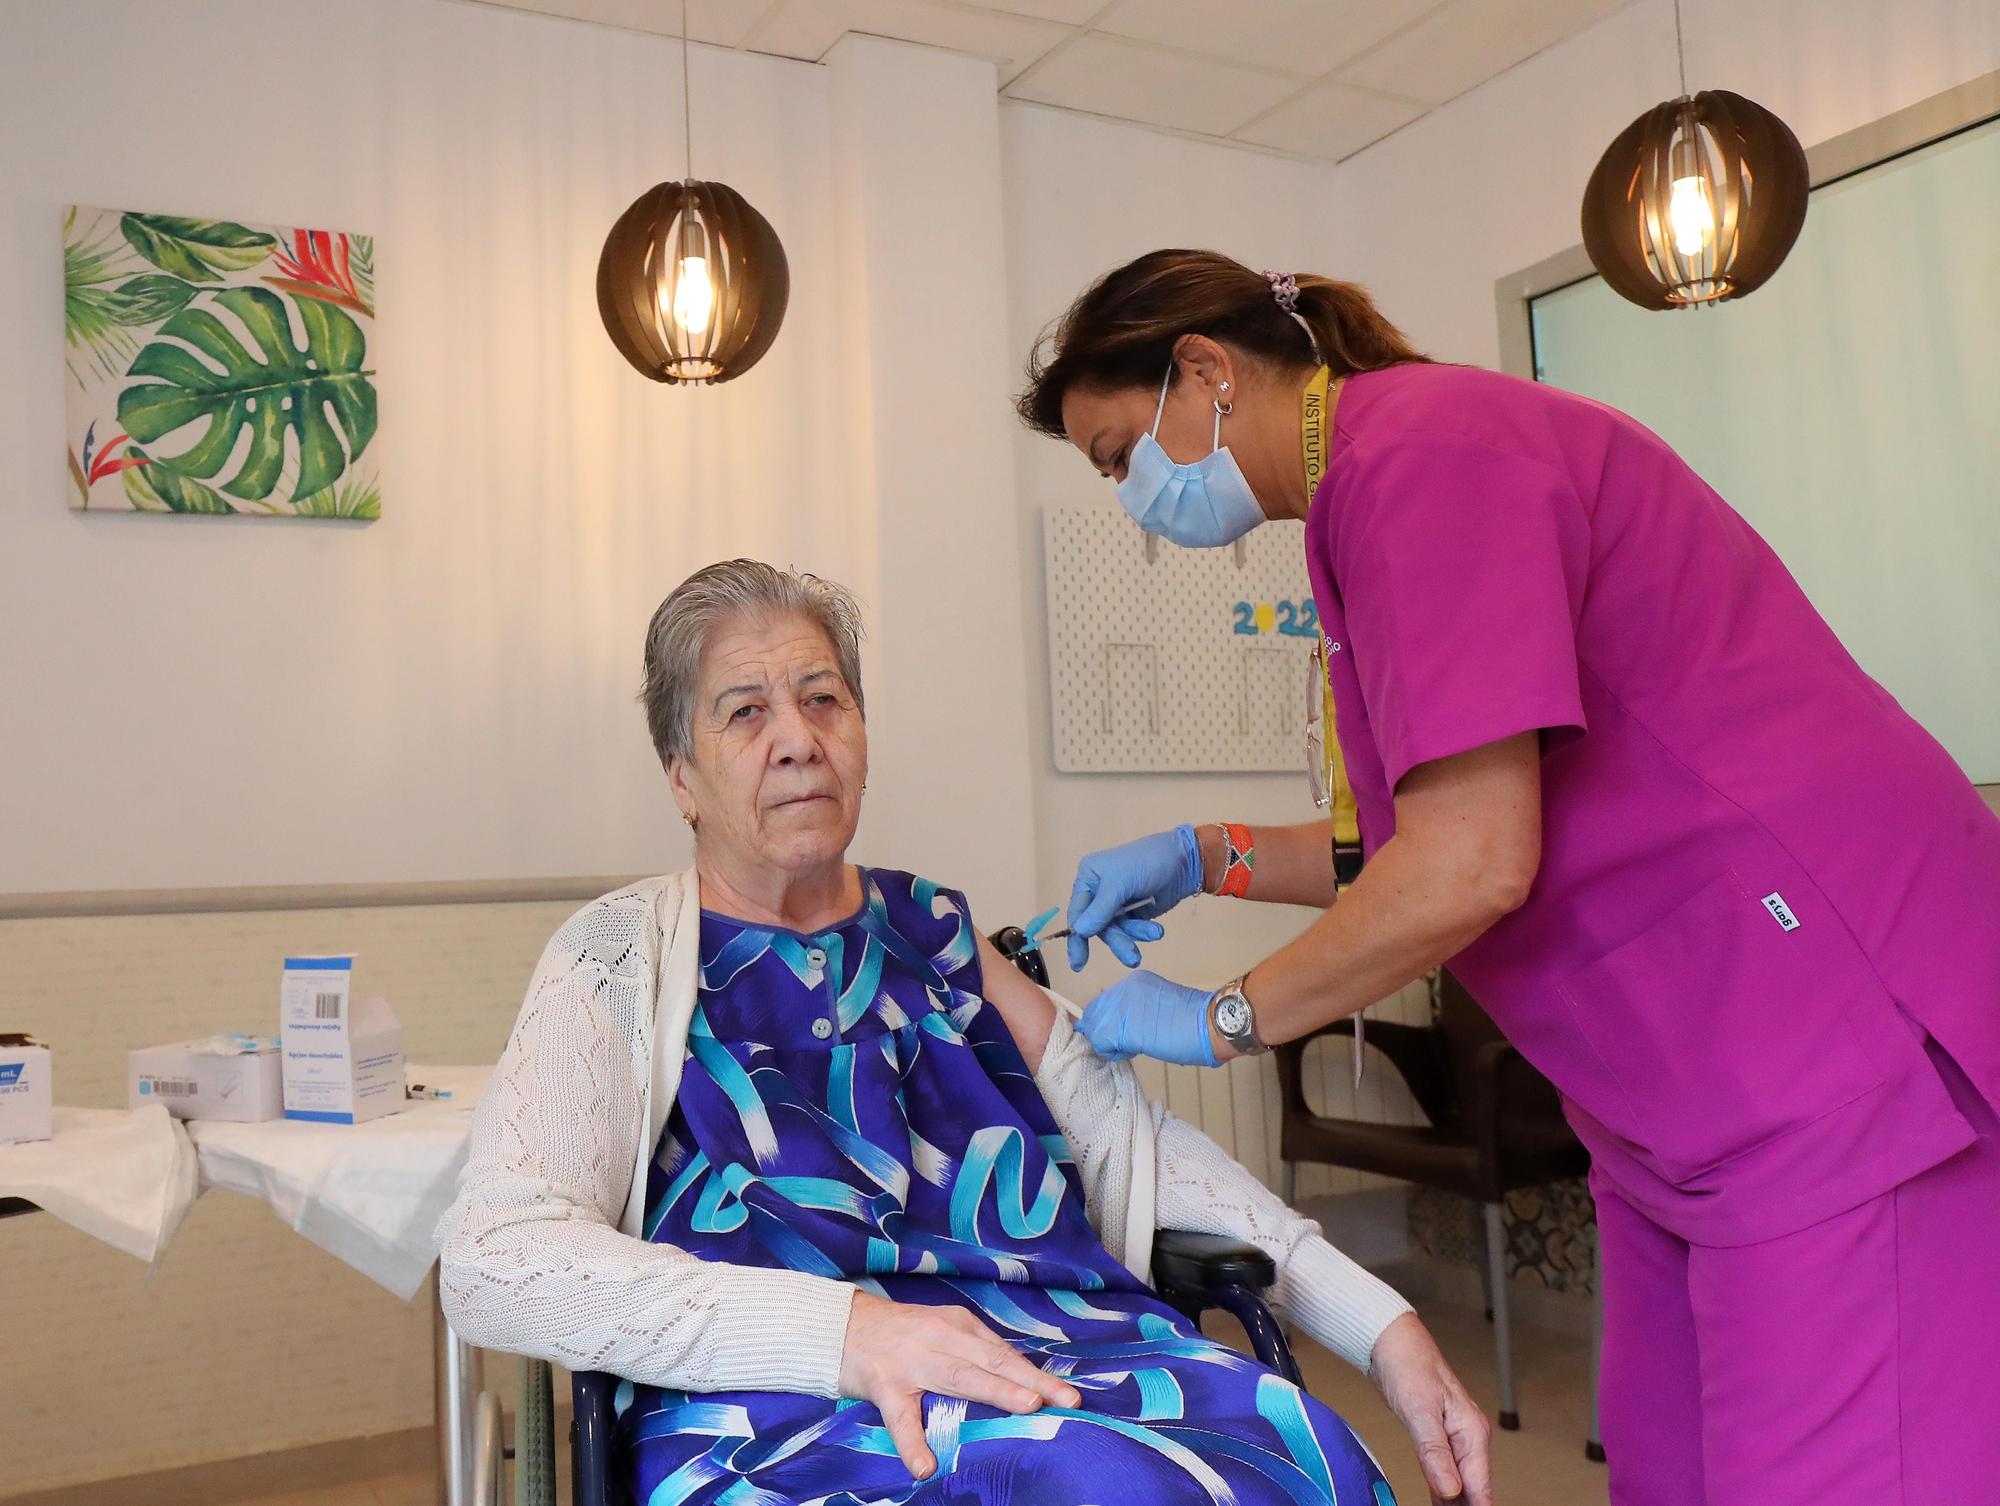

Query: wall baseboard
[[0, 1425, 435, 1506]]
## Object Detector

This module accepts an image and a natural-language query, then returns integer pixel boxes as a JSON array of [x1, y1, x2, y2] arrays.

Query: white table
[[1, 1071, 494, 1506], [185, 1065, 493, 1506], [186, 1064, 489, 1299]]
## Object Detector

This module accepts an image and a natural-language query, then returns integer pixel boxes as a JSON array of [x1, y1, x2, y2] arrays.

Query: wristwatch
[[1209, 975, 1269, 1057]]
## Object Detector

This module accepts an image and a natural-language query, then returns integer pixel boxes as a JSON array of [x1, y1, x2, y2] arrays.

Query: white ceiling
[[465, 0, 1634, 164]]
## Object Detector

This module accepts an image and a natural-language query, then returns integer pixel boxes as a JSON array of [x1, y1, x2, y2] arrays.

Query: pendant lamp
[[1581, 0, 1808, 309], [597, 2, 789, 384]]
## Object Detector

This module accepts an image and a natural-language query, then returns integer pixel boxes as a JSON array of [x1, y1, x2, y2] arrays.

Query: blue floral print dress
[[618, 868, 1397, 1506]]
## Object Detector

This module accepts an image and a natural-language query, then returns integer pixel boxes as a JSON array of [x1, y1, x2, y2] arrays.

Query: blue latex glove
[[1077, 971, 1218, 1067], [1066, 825, 1202, 971]]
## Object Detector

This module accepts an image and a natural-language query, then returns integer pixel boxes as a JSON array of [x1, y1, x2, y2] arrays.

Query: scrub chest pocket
[[1558, 868, 1889, 1184]]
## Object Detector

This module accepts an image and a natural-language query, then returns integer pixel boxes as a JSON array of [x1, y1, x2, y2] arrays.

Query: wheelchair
[[479, 925, 1306, 1506]]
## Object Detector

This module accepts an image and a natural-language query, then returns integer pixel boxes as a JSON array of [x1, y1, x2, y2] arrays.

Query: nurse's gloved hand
[[1065, 825, 1203, 971], [1078, 971, 1218, 1068]]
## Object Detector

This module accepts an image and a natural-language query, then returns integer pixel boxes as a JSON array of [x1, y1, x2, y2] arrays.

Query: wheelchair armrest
[[1150, 1230, 1302, 1387], [1151, 1228, 1275, 1298]]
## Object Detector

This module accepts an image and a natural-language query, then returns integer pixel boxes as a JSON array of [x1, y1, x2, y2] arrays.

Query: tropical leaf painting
[[64, 204, 381, 520]]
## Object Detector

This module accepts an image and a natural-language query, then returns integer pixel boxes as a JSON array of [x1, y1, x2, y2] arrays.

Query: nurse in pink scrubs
[[1018, 249, 2000, 1505]]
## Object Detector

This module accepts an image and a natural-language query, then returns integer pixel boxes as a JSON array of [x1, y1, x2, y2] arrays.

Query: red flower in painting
[[80, 421, 150, 486], [267, 230, 372, 315]]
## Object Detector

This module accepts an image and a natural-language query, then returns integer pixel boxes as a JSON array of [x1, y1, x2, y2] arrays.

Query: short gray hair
[[640, 559, 867, 766]]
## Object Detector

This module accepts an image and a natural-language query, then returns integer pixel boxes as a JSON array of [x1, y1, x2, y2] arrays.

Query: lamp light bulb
[[671, 256, 714, 334], [1668, 174, 1716, 257]]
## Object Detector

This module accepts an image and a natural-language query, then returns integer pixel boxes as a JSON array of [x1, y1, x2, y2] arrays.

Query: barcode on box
[[150, 1078, 197, 1097], [314, 992, 343, 1020]]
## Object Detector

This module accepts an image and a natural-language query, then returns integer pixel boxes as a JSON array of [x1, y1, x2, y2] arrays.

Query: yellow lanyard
[[1303, 368, 1371, 1088], [1301, 368, 1361, 862]]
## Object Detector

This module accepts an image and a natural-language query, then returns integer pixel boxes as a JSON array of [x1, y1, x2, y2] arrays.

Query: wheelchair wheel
[[515, 1358, 558, 1506]]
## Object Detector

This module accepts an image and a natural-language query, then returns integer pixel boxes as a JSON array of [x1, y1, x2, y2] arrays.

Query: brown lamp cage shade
[[1582, 90, 1809, 310], [597, 179, 789, 385]]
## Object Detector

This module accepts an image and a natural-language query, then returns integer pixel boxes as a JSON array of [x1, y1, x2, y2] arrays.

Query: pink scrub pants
[[1595, 1036, 2000, 1505]]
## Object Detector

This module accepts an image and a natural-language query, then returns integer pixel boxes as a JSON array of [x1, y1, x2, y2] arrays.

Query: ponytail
[[1289, 275, 1429, 379]]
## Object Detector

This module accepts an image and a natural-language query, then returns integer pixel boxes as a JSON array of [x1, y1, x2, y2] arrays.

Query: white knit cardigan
[[436, 871, 1411, 1398]]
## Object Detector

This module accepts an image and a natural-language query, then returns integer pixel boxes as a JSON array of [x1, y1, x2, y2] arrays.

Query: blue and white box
[[279, 956, 404, 1124], [0, 1037, 53, 1144]]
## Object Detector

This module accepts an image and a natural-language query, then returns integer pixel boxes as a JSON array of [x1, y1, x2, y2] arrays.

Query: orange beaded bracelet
[[1214, 821, 1256, 899]]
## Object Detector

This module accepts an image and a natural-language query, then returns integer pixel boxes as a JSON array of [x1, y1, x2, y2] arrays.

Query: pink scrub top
[[1305, 364, 2000, 1246]]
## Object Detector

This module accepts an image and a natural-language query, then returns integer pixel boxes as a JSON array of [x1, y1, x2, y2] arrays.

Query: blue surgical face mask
[[1114, 364, 1268, 548]]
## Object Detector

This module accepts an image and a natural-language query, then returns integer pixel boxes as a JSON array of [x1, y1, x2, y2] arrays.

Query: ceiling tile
[[1004, 32, 1300, 137], [749, 0, 1071, 74], [1337, 0, 1631, 104], [951, 0, 1104, 22], [1232, 82, 1426, 159], [466, 0, 776, 48], [1098, 0, 1441, 78]]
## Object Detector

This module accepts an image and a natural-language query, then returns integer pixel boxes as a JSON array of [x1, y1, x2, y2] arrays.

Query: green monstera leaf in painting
[[121, 214, 277, 282], [117, 287, 377, 502]]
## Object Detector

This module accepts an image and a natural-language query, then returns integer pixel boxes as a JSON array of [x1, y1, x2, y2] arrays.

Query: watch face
[[1215, 994, 1252, 1037]]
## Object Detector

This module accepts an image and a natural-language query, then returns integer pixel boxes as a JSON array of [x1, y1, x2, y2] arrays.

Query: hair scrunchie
[[1263, 269, 1320, 361], [1264, 269, 1302, 313]]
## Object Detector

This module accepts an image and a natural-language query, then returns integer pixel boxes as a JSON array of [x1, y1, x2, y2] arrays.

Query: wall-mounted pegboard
[[1042, 505, 1320, 774]]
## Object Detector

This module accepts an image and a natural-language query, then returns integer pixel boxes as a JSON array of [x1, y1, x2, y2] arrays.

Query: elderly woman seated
[[438, 560, 1491, 1506]]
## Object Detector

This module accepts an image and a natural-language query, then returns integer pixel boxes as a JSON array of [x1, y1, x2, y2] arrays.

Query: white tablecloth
[[0, 1104, 197, 1263], [187, 1064, 490, 1299]]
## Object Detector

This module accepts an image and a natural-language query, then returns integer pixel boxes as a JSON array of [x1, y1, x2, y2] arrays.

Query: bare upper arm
[[1391, 731, 1544, 913], [973, 930, 1058, 1071]]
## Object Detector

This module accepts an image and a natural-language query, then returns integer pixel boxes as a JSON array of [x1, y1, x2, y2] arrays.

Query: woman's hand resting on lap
[[838, 1291, 1083, 1479], [1370, 1312, 1495, 1505]]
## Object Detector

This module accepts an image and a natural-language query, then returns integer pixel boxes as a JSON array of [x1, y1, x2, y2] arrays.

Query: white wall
[[0, 1, 1037, 917], [1326, 0, 2000, 367], [0, 0, 827, 893], [829, 37, 1037, 917]]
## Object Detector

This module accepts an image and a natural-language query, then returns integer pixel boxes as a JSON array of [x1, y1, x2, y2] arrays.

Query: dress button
[[805, 947, 828, 968], [811, 1017, 833, 1040]]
